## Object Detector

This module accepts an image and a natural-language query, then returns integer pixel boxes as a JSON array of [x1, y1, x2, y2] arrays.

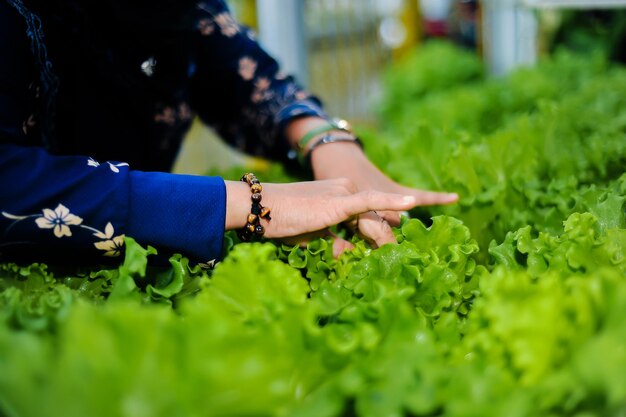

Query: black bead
[[251, 203, 261, 215]]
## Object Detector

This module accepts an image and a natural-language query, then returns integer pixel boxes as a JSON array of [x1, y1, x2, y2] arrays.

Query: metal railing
[[303, 0, 392, 124]]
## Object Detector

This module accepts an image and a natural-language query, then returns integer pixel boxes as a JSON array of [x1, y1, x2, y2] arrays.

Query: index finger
[[397, 186, 458, 206], [341, 190, 418, 219]]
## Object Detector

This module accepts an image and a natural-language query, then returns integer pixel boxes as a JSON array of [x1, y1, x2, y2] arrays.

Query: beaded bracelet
[[237, 172, 271, 242]]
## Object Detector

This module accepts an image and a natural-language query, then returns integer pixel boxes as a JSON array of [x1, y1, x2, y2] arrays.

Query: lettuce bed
[[1, 43, 625, 417]]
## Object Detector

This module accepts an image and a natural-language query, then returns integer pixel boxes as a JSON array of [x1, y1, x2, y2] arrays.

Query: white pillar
[[482, 0, 538, 76], [256, 0, 309, 86]]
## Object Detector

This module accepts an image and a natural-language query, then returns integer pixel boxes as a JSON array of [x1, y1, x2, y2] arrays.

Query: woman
[[0, 0, 457, 264]]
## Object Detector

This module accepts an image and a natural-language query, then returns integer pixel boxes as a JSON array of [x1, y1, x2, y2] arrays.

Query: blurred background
[[173, 0, 626, 174]]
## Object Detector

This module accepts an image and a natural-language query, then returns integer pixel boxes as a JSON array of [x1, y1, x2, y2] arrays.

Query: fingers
[[331, 235, 354, 257], [374, 186, 456, 226], [342, 190, 417, 218], [256, 180, 457, 252], [397, 186, 458, 206], [355, 211, 396, 248], [346, 184, 456, 227], [373, 209, 402, 227]]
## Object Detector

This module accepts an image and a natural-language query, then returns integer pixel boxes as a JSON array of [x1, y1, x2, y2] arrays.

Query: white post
[[482, 0, 538, 76], [256, 0, 309, 86]]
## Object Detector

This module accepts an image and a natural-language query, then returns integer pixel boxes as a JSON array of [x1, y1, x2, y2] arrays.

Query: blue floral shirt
[[0, 0, 327, 264]]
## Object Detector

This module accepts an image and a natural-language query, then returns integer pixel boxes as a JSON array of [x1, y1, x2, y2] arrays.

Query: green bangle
[[296, 118, 353, 151], [297, 123, 337, 151]]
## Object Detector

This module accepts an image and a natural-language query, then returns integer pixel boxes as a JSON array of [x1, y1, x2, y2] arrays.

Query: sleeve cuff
[[275, 98, 330, 163], [275, 98, 328, 129], [127, 171, 226, 262]]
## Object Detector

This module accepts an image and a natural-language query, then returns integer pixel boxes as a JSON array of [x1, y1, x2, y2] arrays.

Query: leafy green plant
[[1, 43, 625, 417]]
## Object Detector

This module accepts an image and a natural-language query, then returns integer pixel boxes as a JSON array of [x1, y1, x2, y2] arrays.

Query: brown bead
[[247, 213, 258, 224], [251, 193, 262, 203], [250, 183, 262, 194], [260, 206, 271, 219], [247, 223, 256, 233], [254, 224, 265, 235], [242, 173, 255, 183]]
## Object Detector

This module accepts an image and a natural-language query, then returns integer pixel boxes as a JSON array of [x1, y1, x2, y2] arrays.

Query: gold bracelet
[[237, 172, 271, 241]]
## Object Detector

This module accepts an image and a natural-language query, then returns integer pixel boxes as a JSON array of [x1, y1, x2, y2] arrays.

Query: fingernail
[[448, 193, 459, 200], [403, 196, 416, 205]]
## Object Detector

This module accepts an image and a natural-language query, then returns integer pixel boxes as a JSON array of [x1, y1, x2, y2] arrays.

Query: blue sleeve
[[0, 3, 226, 264], [190, 0, 329, 162], [0, 144, 227, 263]]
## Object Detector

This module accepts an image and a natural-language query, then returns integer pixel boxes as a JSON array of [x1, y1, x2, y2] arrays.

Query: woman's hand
[[310, 141, 458, 226], [225, 178, 420, 254], [284, 117, 458, 227], [270, 116, 459, 255]]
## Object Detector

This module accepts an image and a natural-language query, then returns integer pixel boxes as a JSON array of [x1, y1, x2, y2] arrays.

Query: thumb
[[331, 234, 354, 257]]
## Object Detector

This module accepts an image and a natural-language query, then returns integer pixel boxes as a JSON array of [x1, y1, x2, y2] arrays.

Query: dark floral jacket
[[0, 0, 327, 264]]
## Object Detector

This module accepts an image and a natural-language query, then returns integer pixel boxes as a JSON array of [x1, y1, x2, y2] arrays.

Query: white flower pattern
[[85, 222, 125, 257], [34, 204, 83, 238], [94, 234, 126, 257], [107, 162, 130, 173], [3, 207, 125, 257], [92, 222, 115, 240], [198, 259, 217, 269], [87, 157, 129, 173]]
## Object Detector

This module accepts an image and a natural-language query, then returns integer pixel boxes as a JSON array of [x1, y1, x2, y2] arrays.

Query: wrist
[[224, 180, 251, 230], [311, 141, 369, 182], [284, 117, 333, 149], [285, 116, 357, 165], [305, 133, 362, 160]]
